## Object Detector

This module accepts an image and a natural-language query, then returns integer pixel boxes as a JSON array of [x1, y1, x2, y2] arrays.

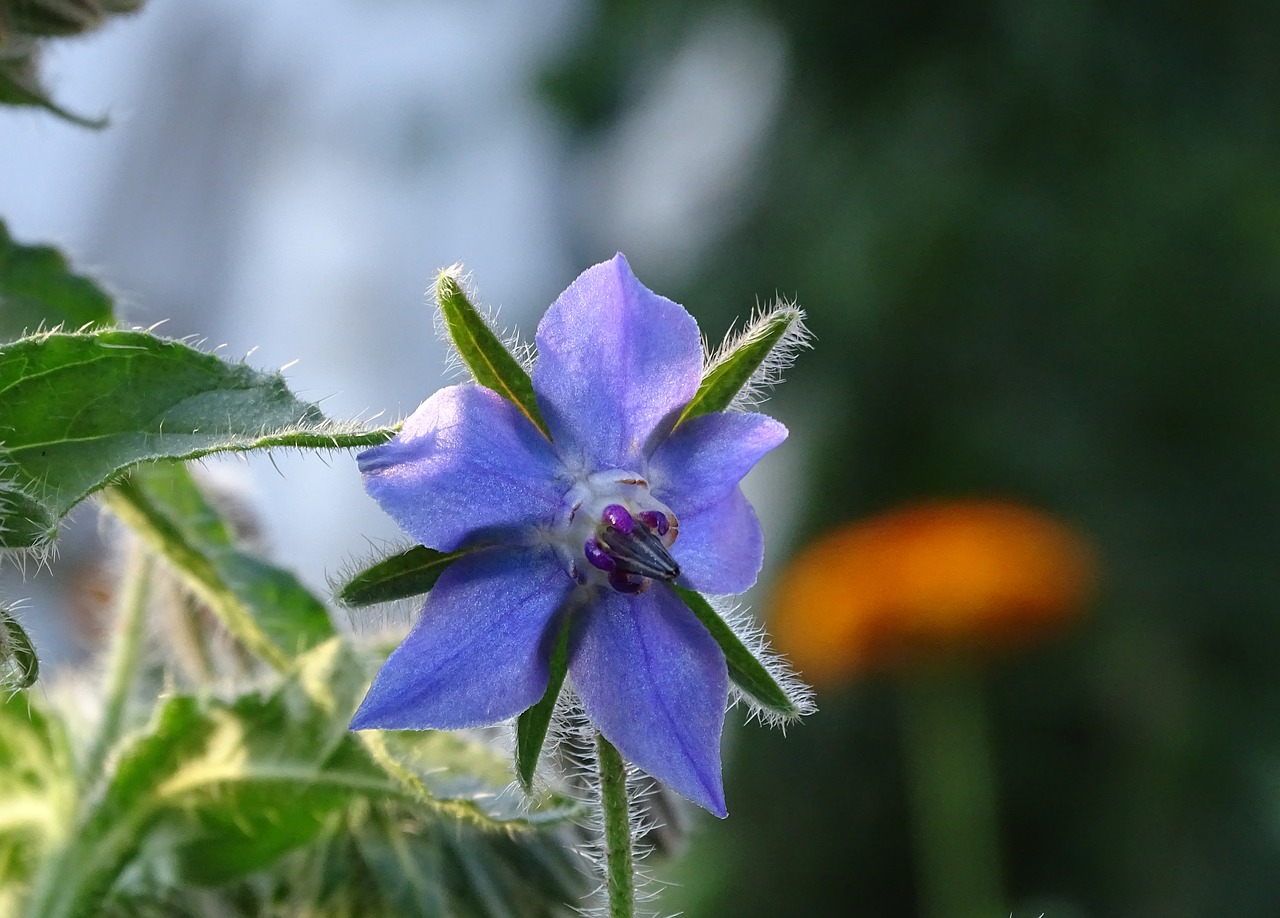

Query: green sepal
[[514, 613, 571, 792], [0, 328, 394, 549], [435, 269, 550, 438], [674, 585, 800, 717], [103, 463, 336, 672], [0, 220, 114, 342], [0, 602, 39, 690], [676, 305, 804, 425], [336, 545, 468, 608]]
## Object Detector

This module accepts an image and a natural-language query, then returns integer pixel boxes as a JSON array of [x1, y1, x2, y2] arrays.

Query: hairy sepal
[[674, 586, 813, 723], [677, 300, 810, 425], [335, 544, 470, 609], [434, 267, 550, 439]]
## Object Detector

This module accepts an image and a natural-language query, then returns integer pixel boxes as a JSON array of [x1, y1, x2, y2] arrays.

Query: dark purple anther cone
[[601, 504, 634, 534], [639, 510, 669, 537], [584, 538, 616, 572]]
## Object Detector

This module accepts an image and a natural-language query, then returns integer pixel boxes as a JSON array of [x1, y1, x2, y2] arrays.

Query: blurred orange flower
[[770, 500, 1095, 683]]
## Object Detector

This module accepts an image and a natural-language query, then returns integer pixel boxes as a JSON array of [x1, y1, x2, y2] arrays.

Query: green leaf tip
[[336, 544, 468, 608], [674, 586, 811, 720], [515, 614, 571, 792], [434, 267, 551, 439], [678, 300, 810, 425]]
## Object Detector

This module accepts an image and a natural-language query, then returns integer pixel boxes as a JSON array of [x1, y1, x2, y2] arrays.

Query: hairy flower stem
[[82, 543, 153, 778], [597, 732, 635, 918], [900, 664, 1005, 918]]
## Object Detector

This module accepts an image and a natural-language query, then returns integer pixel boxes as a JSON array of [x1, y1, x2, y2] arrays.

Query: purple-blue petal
[[532, 254, 703, 470], [350, 547, 574, 731], [649, 412, 787, 516], [671, 487, 765, 595], [358, 384, 565, 552], [568, 585, 728, 817]]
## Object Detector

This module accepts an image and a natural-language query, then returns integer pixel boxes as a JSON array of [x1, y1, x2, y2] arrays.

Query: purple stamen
[[601, 504, 634, 534], [584, 538, 616, 572], [639, 510, 669, 537], [608, 570, 646, 594]]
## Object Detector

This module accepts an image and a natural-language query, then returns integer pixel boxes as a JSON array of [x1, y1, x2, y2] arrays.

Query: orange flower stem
[[900, 663, 1005, 918]]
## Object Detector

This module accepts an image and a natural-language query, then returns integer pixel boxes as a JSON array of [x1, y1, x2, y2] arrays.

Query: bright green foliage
[[335, 544, 468, 608], [674, 586, 801, 719], [0, 328, 392, 549], [0, 692, 75, 916], [10, 640, 583, 917], [435, 269, 550, 438], [103, 463, 336, 671], [0, 220, 114, 340]]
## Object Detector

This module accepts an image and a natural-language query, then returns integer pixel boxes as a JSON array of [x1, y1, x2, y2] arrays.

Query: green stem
[[596, 733, 634, 918], [899, 664, 1005, 918], [82, 544, 153, 778]]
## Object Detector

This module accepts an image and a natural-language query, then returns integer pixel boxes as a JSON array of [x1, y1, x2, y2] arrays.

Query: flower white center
[[552, 469, 680, 593]]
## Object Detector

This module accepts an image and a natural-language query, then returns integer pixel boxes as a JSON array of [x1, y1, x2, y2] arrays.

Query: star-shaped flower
[[350, 254, 798, 817]]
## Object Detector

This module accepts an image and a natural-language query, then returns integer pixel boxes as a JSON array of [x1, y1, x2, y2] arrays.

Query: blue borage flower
[[351, 254, 802, 817]]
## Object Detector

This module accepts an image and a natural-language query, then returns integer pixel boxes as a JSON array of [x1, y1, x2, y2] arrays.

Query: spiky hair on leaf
[[704, 298, 812, 413], [430, 263, 537, 382]]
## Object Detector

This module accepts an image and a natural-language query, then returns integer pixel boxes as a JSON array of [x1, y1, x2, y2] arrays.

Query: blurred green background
[[544, 2, 1280, 916]]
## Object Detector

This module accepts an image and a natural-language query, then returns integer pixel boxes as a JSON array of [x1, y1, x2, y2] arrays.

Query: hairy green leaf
[[435, 269, 550, 438], [0, 328, 393, 548], [162, 641, 388, 886], [677, 304, 806, 424], [280, 799, 584, 918], [336, 545, 468, 608], [102, 463, 335, 671], [21, 694, 212, 918], [674, 586, 801, 717], [0, 220, 114, 342], [23, 642, 379, 909]]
